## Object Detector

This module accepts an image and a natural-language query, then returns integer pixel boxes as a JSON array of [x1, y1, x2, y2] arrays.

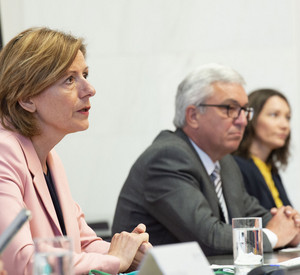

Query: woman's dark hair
[[234, 88, 290, 173]]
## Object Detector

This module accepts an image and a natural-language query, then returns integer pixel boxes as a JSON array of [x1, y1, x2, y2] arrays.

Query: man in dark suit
[[112, 63, 300, 256]]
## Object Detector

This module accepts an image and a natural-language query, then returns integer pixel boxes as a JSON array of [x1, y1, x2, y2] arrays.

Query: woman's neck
[[31, 132, 64, 173], [249, 140, 271, 163]]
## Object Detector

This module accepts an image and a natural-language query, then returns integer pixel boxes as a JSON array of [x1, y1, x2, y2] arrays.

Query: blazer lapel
[[47, 151, 81, 250], [15, 134, 62, 235], [174, 128, 222, 219], [220, 155, 243, 221]]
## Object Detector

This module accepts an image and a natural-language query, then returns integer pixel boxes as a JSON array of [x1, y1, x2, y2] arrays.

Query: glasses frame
[[197, 104, 254, 121]]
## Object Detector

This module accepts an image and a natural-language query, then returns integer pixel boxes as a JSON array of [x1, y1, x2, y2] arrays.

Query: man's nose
[[234, 109, 248, 126]]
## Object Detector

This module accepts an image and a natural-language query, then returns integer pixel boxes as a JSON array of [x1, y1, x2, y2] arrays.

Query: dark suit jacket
[[112, 129, 273, 256], [234, 156, 292, 210]]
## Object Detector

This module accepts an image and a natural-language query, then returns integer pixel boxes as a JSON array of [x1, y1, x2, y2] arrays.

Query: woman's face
[[31, 50, 96, 137], [253, 95, 290, 151]]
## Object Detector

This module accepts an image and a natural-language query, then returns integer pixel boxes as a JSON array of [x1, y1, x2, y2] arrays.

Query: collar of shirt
[[189, 138, 219, 176]]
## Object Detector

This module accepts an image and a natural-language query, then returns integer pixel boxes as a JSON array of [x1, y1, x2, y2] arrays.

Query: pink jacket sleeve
[[0, 128, 120, 275]]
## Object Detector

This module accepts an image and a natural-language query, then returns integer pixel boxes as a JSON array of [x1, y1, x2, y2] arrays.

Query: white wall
[[1, 0, 300, 226]]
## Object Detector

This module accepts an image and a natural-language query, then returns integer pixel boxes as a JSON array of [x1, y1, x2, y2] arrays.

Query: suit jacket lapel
[[174, 128, 222, 219], [15, 133, 62, 235], [220, 155, 241, 221], [47, 153, 71, 232], [47, 151, 81, 250]]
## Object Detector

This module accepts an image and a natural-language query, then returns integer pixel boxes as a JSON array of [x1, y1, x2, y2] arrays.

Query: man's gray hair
[[173, 63, 246, 128]]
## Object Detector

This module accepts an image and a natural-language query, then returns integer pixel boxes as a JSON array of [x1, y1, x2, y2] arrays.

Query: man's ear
[[185, 105, 200, 129], [18, 98, 36, 113]]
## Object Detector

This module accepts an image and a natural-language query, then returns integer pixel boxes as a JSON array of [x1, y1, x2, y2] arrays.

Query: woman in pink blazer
[[0, 259, 6, 275], [0, 27, 151, 275]]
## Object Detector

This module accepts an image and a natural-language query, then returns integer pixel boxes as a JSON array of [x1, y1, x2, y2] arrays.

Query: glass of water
[[33, 236, 73, 275], [232, 217, 263, 275]]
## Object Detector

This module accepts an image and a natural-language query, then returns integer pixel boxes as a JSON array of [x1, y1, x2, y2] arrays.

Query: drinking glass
[[33, 236, 73, 275], [232, 217, 263, 275]]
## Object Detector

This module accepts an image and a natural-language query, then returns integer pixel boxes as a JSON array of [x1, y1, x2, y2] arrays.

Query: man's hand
[[271, 206, 300, 228], [267, 206, 299, 249]]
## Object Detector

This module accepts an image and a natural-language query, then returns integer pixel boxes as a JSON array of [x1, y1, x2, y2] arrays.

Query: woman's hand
[[127, 241, 152, 272], [0, 259, 7, 275], [108, 224, 150, 273], [127, 224, 153, 272]]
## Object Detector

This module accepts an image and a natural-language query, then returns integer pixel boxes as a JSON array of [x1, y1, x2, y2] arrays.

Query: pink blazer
[[0, 126, 120, 275]]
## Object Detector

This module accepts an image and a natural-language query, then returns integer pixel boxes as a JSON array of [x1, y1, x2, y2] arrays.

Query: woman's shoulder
[[233, 155, 254, 166], [0, 127, 36, 170], [232, 155, 260, 174], [0, 127, 23, 150]]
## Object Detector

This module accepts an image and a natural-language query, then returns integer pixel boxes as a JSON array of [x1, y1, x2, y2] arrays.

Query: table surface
[[207, 249, 300, 274]]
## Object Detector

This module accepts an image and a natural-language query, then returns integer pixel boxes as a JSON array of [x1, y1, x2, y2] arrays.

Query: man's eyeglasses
[[197, 104, 254, 121]]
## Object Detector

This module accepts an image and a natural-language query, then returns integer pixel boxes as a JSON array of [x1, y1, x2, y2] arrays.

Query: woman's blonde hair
[[0, 27, 86, 137]]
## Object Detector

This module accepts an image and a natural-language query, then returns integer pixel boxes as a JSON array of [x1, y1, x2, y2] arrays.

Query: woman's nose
[[80, 79, 96, 98]]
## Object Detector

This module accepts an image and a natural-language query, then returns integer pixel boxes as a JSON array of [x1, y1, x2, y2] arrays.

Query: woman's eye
[[66, 76, 75, 84], [269, 112, 278, 117], [83, 72, 88, 79]]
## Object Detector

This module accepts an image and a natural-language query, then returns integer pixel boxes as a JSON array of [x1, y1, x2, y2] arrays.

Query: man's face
[[195, 82, 248, 161]]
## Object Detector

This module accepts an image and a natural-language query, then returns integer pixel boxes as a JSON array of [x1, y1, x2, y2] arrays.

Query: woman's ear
[[185, 105, 200, 129], [18, 98, 36, 113]]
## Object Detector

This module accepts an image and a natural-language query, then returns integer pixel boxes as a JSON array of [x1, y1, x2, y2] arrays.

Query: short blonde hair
[[0, 27, 86, 137]]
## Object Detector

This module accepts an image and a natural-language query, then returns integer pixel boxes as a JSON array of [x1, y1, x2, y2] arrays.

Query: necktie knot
[[214, 163, 221, 173], [211, 164, 221, 181]]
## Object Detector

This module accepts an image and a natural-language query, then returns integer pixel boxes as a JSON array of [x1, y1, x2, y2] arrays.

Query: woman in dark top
[[234, 88, 292, 210]]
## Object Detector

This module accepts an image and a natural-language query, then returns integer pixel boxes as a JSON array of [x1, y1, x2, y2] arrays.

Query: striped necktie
[[211, 165, 229, 224]]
